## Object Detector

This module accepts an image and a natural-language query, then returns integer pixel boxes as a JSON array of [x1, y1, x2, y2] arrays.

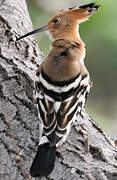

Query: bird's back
[[40, 39, 86, 82], [35, 38, 90, 145]]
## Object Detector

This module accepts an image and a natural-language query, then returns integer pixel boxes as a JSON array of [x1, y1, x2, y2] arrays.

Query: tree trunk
[[0, 0, 117, 180]]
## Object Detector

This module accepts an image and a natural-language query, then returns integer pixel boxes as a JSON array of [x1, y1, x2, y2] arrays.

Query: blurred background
[[27, 0, 117, 138]]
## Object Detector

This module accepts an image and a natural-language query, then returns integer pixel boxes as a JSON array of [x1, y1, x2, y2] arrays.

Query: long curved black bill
[[16, 25, 48, 41]]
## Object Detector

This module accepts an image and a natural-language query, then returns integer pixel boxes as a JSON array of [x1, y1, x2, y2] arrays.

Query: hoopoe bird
[[17, 3, 100, 177]]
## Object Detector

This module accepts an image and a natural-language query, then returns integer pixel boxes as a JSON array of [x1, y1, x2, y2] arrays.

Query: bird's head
[[17, 3, 100, 41]]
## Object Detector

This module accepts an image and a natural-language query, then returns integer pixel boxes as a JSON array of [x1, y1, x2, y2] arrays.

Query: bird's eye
[[53, 18, 59, 24]]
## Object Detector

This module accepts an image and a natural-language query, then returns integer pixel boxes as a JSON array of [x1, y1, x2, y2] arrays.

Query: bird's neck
[[51, 25, 85, 47]]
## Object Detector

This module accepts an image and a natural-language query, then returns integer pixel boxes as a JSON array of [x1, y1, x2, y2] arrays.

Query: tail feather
[[30, 142, 56, 177]]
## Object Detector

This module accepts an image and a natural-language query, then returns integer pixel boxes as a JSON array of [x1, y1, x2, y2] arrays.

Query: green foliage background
[[27, 0, 117, 137]]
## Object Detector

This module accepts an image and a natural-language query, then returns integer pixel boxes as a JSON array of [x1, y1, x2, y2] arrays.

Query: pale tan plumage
[[40, 39, 85, 81]]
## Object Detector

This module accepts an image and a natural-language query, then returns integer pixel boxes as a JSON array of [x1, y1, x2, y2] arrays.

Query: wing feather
[[35, 71, 90, 145]]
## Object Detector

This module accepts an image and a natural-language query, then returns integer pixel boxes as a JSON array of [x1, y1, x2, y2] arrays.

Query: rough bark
[[0, 0, 117, 180]]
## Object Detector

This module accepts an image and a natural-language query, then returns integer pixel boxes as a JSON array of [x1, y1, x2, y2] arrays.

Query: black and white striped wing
[[76, 74, 90, 118], [55, 98, 79, 142], [55, 74, 90, 137], [34, 72, 90, 145], [35, 81, 56, 137]]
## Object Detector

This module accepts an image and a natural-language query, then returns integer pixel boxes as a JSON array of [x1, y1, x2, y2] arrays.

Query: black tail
[[30, 142, 56, 177]]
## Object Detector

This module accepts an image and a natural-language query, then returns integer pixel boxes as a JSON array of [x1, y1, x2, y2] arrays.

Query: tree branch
[[0, 0, 117, 180]]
